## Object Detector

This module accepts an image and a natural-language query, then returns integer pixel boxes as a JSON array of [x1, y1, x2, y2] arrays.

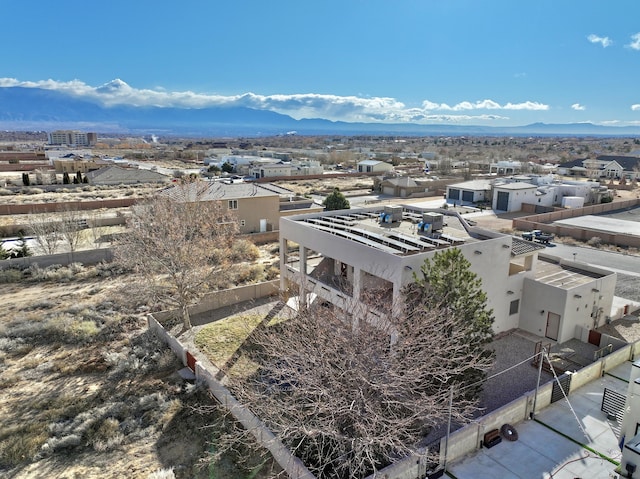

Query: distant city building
[[47, 130, 97, 147]]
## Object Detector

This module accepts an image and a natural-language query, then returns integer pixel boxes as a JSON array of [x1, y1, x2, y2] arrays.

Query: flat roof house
[[357, 159, 394, 174], [279, 205, 616, 344], [446, 179, 492, 206]]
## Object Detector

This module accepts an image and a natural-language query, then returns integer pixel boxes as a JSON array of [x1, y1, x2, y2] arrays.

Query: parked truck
[[521, 230, 554, 244]]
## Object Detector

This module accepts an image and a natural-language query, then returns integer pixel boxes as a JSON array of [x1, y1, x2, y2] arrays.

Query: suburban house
[[489, 160, 523, 175], [85, 165, 170, 186], [446, 179, 492, 205], [446, 176, 610, 212], [279, 205, 616, 344], [492, 182, 539, 212], [557, 155, 640, 180], [162, 181, 322, 234], [377, 177, 427, 197], [357, 159, 394, 174], [52, 156, 107, 174]]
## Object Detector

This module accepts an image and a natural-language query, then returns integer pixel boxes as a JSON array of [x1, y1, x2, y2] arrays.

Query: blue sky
[[2, 0, 640, 127]]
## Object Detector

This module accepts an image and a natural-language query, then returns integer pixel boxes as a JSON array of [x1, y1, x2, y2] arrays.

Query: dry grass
[[0, 269, 276, 478], [194, 314, 264, 366]]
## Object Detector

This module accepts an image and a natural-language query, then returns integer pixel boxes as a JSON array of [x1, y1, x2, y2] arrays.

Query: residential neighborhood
[[2, 131, 640, 478]]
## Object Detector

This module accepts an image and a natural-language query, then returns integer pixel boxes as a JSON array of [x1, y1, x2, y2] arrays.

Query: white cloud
[[587, 34, 613, 47], [632, 104, 640, 111], [0, 78, 546, 124], [422, 99, 548, 111], [571, 103, 586, 111], [628, 33, 640, 50]]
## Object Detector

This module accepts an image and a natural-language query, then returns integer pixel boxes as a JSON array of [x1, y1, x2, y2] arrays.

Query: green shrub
[[0, 268, 24, 283]]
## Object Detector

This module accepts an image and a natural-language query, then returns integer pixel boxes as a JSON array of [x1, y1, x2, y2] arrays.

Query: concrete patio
[[448, 360, 632, 479]]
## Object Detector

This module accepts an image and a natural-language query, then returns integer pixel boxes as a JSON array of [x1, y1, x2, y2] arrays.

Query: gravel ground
[[616, 274, 640, 303], [480, 332, 553, 413]]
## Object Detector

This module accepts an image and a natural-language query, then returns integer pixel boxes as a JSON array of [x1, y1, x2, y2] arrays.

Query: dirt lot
[[0, 265, 279, 479]]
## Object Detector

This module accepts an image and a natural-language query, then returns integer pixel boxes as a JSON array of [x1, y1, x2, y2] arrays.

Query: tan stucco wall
[[235, 195, 280, 234]]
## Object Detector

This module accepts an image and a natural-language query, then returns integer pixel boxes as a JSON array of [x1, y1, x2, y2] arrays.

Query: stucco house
[[378, 177, 427, 197], [280, 205, 616, 345], [492, 182, 538, 212], [161, 181, 322, 234], [357, 159, 394, 174], [446, 179, 492, 206], [558, 155, 640, 180]]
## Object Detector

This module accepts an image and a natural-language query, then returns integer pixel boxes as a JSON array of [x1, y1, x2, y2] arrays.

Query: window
[[228, 199, 238, 210], [509, 299, 520, 315]]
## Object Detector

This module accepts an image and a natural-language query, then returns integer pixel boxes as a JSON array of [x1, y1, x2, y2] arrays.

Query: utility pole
[[531, 347, 546, 420]]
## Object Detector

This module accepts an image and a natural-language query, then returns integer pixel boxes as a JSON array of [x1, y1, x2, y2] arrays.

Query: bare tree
[[27, 213, 62, 255], [223, 268, 495, 477], [114, 181, 239, 330], [58, 207, 87, 257]]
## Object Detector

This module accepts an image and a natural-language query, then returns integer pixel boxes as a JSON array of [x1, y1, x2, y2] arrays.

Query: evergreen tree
[[13, 232, 32, 258], [22, 173, 30, 186], [404, 247, 495, 399], [75, 171, 83, 183], [63, 172, 70, 184], [322, 187, 350, 211], [221, 162, 234, 174]]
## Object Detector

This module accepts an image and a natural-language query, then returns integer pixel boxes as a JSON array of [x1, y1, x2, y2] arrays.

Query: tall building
[[47, 130, 97, 147]]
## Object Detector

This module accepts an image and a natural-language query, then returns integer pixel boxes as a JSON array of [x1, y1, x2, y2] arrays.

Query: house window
[[509, 299, 520, 315], [239, 219, 246, 227], [228, 200, 238, 210]]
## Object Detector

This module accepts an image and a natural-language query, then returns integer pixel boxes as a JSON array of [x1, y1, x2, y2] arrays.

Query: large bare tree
[[114, 181, 239, 330], [223, 252, 495, 478]]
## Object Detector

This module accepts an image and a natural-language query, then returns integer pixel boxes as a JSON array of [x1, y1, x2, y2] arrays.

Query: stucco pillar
[[352, 267, 362, 301], [299, 245, 309, 310]]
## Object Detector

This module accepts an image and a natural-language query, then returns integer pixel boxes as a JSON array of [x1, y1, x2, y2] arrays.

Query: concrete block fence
[[148, 313, 315, 479]]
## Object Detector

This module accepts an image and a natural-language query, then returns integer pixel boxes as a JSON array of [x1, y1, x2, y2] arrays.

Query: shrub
[[21, 187, 44, 195], [89, 418, 124, 452], [264, 265, 280, 280], [0, 430, 48, 466], [230, 239, 260, 262], [0, 268, 24, 283], [233, 264, 264, 284], [587, 236, 603, 248]]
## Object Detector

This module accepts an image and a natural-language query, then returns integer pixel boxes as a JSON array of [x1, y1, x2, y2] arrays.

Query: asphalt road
[[543, 242, 640, 277]]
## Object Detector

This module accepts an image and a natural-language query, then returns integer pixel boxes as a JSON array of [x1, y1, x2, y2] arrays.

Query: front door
[[545, 312, 560, 341], [496, 191, 509, 211]]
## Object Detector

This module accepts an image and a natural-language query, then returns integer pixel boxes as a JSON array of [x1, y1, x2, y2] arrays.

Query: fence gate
[[601, 387, 626, 419], [551, 373, 572, 403], [186, 350, 197, 372]]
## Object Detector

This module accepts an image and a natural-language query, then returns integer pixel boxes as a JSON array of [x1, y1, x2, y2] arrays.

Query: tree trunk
[[182, 303, 192, 331]]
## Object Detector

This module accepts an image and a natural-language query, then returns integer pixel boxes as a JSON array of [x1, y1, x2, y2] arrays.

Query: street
[[543, 242, 640, 277]]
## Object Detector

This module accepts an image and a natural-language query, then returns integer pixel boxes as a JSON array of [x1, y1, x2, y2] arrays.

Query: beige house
[[53, 158, 105, 174], [163, 181, 322, 234], [357, 159, 394, 174]]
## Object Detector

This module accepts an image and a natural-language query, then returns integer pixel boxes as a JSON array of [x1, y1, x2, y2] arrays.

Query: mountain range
[[1, 85, 640, 137]]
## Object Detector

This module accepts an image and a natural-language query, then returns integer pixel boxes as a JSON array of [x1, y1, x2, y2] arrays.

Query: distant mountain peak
[[96, 79, 131, 93]]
